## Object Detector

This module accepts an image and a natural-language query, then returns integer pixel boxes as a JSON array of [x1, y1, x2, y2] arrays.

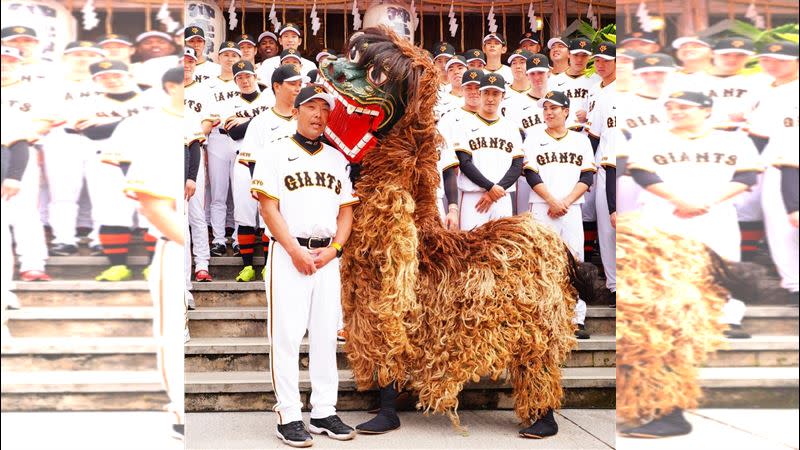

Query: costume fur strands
[[334, 27, 589, 427]]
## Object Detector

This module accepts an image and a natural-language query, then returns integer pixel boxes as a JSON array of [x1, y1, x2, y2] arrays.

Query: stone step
[[0, 370, 169, 411], [1, 337, 157, 372], [741, 306, 800, 335], [697, 366, 800, 408], [187, 306, 617, 337], [184, 336, 617, 372], [13, 281, 152, 307], [707, 335, 799, 367], [19, 257, 151, 280], [185, 367, 617, 411], [6, 307, 153, 338]]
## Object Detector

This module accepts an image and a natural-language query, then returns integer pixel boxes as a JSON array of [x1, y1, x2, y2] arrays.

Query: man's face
[[94, 72, 130, 92], [638, 71, 668, 90], [280, 31, 301, 50], [100, 42, 133, 61], [617, 58, 634, 81], [510, 58, 527, 79], [622, 39, 659, 54], [258, 37, 279, 59], [569, 52, 590, 70], [183, 56, 196, 81], [759, 56, 799, 79], [713, 52, 750, 73], [1, 55, 21, 81], [447, 64, 466, 87], [218, 50, 239, 69], [666, 102, 708, 128], [676, 43, 711, 63], [593, 58, 616, 79], [520, 41, 539, 53], [527, 71, 548, 90], [282, 57, 301, 69], [482, 38, 506, 57], [235, 72, 257, 93], [542, 103, 568, 128], [296, 98, 331, 137], [274, 79, 302, 103], [63, 50, 103, 73], [136, 37, 175, 61], [185, 37, 205, 58], [5, 36, 38, 58], [434, 56, 449, 75], [549, 43, 568, 62], [463, 84, 481, 108], [164, 80, 181, 103], [467, 60, 485, 70], [239, 42, 256, 61], [479, 88, 503, 116]]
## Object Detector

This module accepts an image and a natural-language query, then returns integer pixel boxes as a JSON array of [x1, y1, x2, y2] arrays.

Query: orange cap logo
[[237, 62, 246, 69], [314, 86, 324, 94], [13, 27, 26, 33], [469, 71, 478, 79], [769, 44, 782, 52], [533, 57, 541, 64], [440, 45, 447, 52], [546, 91, 554, 98], [599, 45, 607, 52], [191, 27, 199, 33], [646, 57, 659, 65], [579, 40, 587, 48], [732, 40, 744, 48], [488, 75, 497, 83]]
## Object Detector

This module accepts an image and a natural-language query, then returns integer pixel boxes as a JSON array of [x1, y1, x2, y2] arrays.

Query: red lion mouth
[[320, 77, 385, 163]]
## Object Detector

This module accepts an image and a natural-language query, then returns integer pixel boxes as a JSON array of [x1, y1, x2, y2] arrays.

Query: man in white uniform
[[184, 26, 220, 84], [255, 24, 316, 86]]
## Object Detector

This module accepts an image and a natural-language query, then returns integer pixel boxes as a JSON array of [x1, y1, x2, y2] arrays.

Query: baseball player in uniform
[[549, 38, 600, 131], [256, 31, 280, 64], [482, 33, 513, 82], [1, 26, 50, 85], [430, 42, 455, 92], [518, 32, 542, 54], [237, 34, 258, 65], [619, 30, 660, 55], [667, 36, 713, 92], [627, 91, 760, 338], [452, 73, 523, 230], [185, 26, 220, 84], [522, 90, 595, 338], [465, 49, 487, 71], [504, 49, 533, 103], [251, 85, 357, 447], [255, 24, 316, 87], [434, 55, 467, 120], [616, 48, 643, 94], [546, 36, 569, 76]]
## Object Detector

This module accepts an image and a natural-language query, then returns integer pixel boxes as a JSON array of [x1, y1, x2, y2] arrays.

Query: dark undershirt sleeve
[[523, 168, 543, 188], [2, 141, 30, 182], [630, 168, 664, 187], [248, 161, 255, 177], [731, 171, 758, 187], [443, 166, 458, 205], [227, 120, 252, 141], [588, 134, 600, 153], [606, 167, 616, 214], [186, 141, 201, 182], [119, 162, 131, 176], [81, 121, 123, 140], [780, 166, 799, 214], [617, 156, 628, 178], [578, 171, 594, 188], [748, 134, 770, 154], [456, 151, 495, 191], [497, 158, 524, 190]]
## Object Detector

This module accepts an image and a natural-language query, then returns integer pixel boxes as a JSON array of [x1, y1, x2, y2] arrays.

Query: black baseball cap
[[98, 33, 132, 46], [526, 53, 550, 73], [757, 41, 799, 60], [617, 48, 644, 61], [462, 69, 483, 85], [294, 84, 334, 109], [219, 41, 242, 56], [464, 49, 486, 64], [714, 37, 755, 55], [633, 53, 676, 72], [1, 26, 37, 41], [537, 90, 570, 108], [671, 36, 712, 49], [185, 26, 205, 41], [592, 41, 616, 60], [569, 37, 592, 55], [547, 36, 569, 49], [508, 49, 534, 64], [183, 47, 198, 61], [445, 54, 467, 71], [238, 34, 256, 46], [433, 42, 456, 60], [479, 72, 506, 92], [90, 59, 129, 76], [307, 69, 320, 82], [280, 23, 302, 37], [64, 41, 105, 56], [162, 66, 183, 86], [232, 60, 256, 77], [280, 48, 302, 63], [520, 32, 539, 45], [621, 31, 658, 45], [664, 91, 713, 108], [272, 64, 304, 85], [483, 33, 507, 46]]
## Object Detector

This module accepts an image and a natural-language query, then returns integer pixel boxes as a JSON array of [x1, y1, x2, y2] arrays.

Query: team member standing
[[619, 30, 660, 55], [452, 73, 524, 230], [522, 90, 595, 339], [518, 32, 541, 54], [256, 31, 280, 64], [465, 49, 487, 71], [482, 33, 513, 81], [184, 26, 220, 83], [627, 91, 760, 338], [255, 24, 316, 86], [503, 49, 533, 106], [251, 85, 357, 447], [434, 55, 467, 120], [546, 36, 569, 76], [549, 37, 600, 130], [237, 34, 258, 65]]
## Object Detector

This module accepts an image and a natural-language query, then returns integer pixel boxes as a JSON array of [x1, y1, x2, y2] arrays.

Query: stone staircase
[[1, 257, 168, 411]]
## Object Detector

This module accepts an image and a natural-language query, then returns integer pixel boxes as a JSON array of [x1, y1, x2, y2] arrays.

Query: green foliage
[[727, 20, 798, 46], [575, 21, 616, 78]]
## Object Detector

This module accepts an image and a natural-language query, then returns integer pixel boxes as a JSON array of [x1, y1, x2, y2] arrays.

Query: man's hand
[[223, 116, 249, 130], [310, 247, 337, 269], [73, 116, 120, 131], [790, 211, 799, 228], [1, 179, 21, 200], [184, 179, 197, 201], [445, 206, 459, 230], [672, 199, 709, 218], [488, 184, 506, 201], [288, 247, 317, 275], [201, 120, 214, 136], [547, 198, 568, 218], [610, 211, 617, 229], [475, 192, 494, 214]]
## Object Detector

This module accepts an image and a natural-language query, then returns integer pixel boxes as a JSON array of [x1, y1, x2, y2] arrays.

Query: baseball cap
[[757, 41, 799, 60], [90, 59, 129, 77], [232, 60, 256, 78], [633, 53, 676, 73], [569, 37, 592, 55], [64, 41, 106, 56], [238, 34, 256, 46], [280, 48, 302, 63], [592, 41, 616, 60], [1, 26, 37, 41], [482, 33, 507, 46], [547, 36, 568, 49], [620, 31, 658, 45], [462, 69, 483, 85], [1, 46, 22, 60], [445, 54, 467, 71], [664, 91, 713, 108], [98, 33, 132, 46], [280, 23, 302, 37], [464, 49, 486, 64], [526, 53, 550, 73], [479, 73, 506, 92], [185, 26, 206, 41], [714, 37, 755, 55], [258, 31, 277, 42], [520, 32, 539, 45], [136, 31, 172, 43], [537, 90, 570, 108], [307, 68, 320, 83], [162, 66, 183, 85], [272, 64, 304, 85], [219, 41, 242, 56], [316, 48, 334, 62], [508, 49, 534, 64], [183, 47, 198, 61], [433, 42, 456, 60], [671, 36, 712, 49], [294, 84, 335, 109], [617, 48, 644, 61]]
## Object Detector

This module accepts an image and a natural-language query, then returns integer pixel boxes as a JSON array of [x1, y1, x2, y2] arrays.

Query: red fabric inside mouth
[[324, 97, 382, 163]]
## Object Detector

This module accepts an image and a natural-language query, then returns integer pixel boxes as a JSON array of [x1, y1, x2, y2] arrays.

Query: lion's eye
[[367, 65, 387, 86], [348, 46, 361, 63]]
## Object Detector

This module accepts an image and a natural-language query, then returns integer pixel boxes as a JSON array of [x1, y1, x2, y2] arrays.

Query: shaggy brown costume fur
[[338, 27, 580, 426], [616, 214, 729, 425]]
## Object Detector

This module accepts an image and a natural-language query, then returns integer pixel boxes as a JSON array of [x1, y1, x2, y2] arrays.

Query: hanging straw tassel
[[106, 0, 113, 34], [323, 1, 328, 48], [460, 4, 465, 51], [303, 1, 307, 51], [145, 0, 151, 31], [241, 0, 245, 34], [262, 1, 266, 31], [438, 3, 443, 43]]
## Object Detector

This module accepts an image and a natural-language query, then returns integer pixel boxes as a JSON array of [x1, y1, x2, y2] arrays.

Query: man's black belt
[[271, 237, 332, 248]]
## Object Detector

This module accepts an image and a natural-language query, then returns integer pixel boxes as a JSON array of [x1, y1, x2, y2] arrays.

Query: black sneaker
[[519, 409, 558, 438], [276, 421, 313, 447], [723, 324, 751, 339], [89, 245, 104, 256], [232, 243, 241, 257], [49, 243, 79, 256], [210, 243, 227, 257], [619, 408, 692, 438], [170, 424, 184, 440], [309, 415, 356, 440], [609, 291, 616, 308], [575, 323, 591, 340]]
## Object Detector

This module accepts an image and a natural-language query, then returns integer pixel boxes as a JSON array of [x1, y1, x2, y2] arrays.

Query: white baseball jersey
[[483, 65, 513, 83], [502, 92, 546, 140], [226, 90, 275, 124], [203, 76, 241, 126], [672, 71, 764, 129], [548, 71, 601, 129], [436, 144, 459, 200], [617, 92, 666, 139], [237, 108, 296, 166], [250, 135, 358, 238], [434, 90, 463, 121], [747, 78, 799, 157], [587, 80, 617, 161], [255, 56, 316, 86], [184, 80, 215, 141], [193, 59, 222, 84], [500, 85, 529, 117], [452, 114, 524, 193], [523, 127, 596, 204]]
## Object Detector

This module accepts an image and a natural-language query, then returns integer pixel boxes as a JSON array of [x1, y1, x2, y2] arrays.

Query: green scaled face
[[318, 29, 409, 162]]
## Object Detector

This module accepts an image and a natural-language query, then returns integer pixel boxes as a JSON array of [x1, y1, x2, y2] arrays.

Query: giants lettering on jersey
[[97, 107, 154, 118], [536, 152, 584, 166], [522, 114, 544, 128], [607, 117, 616, 128], [652, 152, 737, 165], [214, 90, 239, 102], [65, 91, 95, 101], [625, 114, 660, 128], [469, 136, 515, 153], [185, 99, 204, 113], [4, 100, 32, 112], [707, 88, 747, 99], [235, 105, 270, 118], [566, 88, 589, 100], [285, 171, 343, 194], [194, 74, 210, 83]]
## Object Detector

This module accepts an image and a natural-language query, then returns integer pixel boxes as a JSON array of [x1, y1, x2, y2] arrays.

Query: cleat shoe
[[187, 295, 197, 310], [195, 270, 213, 282], [619, 408, 692, 438], [49, 243, 78, 256], [142, 266, 150, 281], [236, 265, 256, 282], [89, 245, 105, 256], [96, 265, 132, 282], [276, 421, 313, 448], [337, 329, 347, 343], [210, 243, 226, 257], [574, 323, 591, 340], [309, 415, 356, 441], [609, 291, 616, 308], [19, 270, 52, 282], [170, 424, 184, 441], [723, 324, 751, 339], [519, 409, 558, 438], [232, 244, 241, 256]]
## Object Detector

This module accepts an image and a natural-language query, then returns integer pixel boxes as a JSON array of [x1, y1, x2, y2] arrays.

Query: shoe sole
[[619, 432, 685, 439], [275, 430, 313, 447], [308, 425, 355, 440], [355, 425, 400, 435]]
